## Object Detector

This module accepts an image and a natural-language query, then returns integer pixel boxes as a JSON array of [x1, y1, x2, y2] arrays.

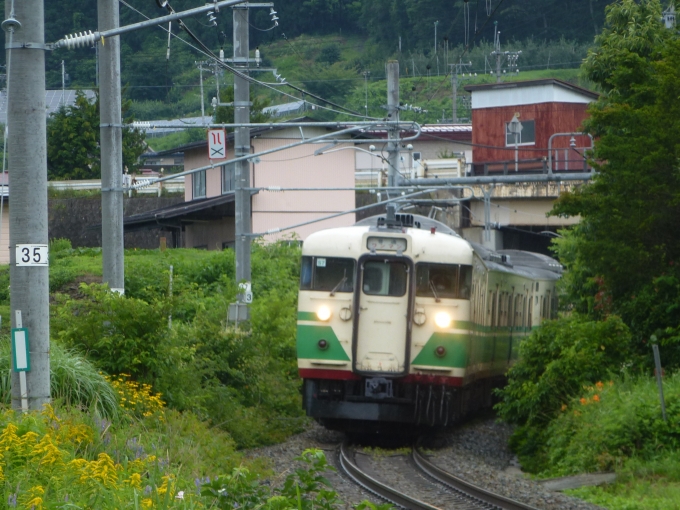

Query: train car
[[296, 207, 561, 431]]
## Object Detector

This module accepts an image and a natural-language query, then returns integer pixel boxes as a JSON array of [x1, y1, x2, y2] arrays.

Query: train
[[296, 206, 561, 431]]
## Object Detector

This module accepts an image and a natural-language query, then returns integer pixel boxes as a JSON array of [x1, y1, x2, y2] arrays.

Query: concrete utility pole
[[233, 6, 252, 296], [99, 0, 125, 294], [386, 61, 400, 189], [4, 0, 51, 409]]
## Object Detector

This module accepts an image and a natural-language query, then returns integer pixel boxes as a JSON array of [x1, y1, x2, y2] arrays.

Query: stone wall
[[49, 196, 185, 249]]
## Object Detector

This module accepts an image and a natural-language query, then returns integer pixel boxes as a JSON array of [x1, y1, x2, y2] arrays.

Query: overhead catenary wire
[[116, 0, 373, 120]]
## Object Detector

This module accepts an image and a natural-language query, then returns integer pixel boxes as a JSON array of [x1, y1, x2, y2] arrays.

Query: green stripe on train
[[411, 332, 469, 367], [297, 325, 350, 361], [297, 311, 317, 321]]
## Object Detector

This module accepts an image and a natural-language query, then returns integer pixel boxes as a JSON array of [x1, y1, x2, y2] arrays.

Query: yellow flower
[[141, 498, 153, 508], [125, 472, 143, 489], [31, 433, 66, 467]]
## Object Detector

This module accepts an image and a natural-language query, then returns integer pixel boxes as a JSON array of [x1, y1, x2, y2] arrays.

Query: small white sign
[[239, 282, 253, 304], [316, 258, 326, 267], [208, 129, 227, 160], [16, 244, 49, 266]]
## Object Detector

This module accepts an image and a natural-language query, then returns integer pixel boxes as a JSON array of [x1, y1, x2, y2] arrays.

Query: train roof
[[305, 212, 562, 280], [354, 214, 459, 236]]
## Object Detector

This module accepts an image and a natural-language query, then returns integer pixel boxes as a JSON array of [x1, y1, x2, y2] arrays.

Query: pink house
[[125, 121, 357, 249]]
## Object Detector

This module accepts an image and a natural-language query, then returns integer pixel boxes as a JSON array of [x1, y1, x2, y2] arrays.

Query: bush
[[495, 314, 634, 471], [52, 284, 169, 381], [542, 373, 680, 476], [0, 339, 119, 419]]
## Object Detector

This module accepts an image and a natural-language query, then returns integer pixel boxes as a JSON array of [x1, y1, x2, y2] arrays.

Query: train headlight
[[434, 312, 452, 329], [316, 306, 331, 321]]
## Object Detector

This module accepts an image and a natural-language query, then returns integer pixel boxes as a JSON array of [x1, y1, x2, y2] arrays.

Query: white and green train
[[297, 208, 561, 430]]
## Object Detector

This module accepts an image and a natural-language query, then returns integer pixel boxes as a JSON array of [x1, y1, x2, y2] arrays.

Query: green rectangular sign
[[11, 328, 30, 372]]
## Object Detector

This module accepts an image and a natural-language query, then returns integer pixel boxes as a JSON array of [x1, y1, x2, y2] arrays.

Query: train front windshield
[[415, 263, 472, 299], [300, 256, 355, 292]]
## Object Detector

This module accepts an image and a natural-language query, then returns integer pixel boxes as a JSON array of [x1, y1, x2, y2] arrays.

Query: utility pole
[[490, 22, 521, 84], [4, 0, 51, 410], [61, 60, 65, 107], [233, 5, 252, 299], [386, 61, 400, 189], [196, 61, 206, 121], [363, 70, 370, 120], [99, 0, 125, 294], [434, 20, 439, 55], [449, 60, 472, 123]]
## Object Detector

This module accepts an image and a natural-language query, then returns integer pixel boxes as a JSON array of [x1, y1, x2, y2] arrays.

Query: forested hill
[[0, 0, 620, 104]]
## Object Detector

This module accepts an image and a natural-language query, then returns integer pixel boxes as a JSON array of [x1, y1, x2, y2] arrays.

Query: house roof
[[464, 78, 599, 100], [147, 116, 319, 157], [117, 190, 258, 233]]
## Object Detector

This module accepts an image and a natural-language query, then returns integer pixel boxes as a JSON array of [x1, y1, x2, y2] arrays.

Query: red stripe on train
[[298, 369, 464, 386]]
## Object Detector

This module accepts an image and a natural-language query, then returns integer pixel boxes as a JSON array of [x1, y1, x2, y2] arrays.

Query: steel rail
[[412, 447, 541, 510], [338, 442, 441, 510]]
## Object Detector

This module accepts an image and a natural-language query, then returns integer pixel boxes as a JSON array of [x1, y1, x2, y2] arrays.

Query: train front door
[[353, 257, 413, 376]]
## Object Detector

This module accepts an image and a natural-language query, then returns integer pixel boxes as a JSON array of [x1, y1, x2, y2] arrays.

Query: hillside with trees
[[0, 0, 618, 116]]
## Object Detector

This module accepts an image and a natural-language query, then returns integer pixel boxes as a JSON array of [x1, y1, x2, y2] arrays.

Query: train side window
[[363, 260, 407, 297], [300, 256, 313, 290], [460, 265, 472, 299], [415, 263, 472, 299]]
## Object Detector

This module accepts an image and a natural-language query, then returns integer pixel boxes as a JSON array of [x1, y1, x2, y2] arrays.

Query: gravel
[[245, 417, 607, 510]]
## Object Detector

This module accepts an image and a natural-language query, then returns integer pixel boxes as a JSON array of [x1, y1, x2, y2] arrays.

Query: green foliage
[[199, 449, 342, 510], [317, 45, 341, 65], [53, 284, 169, 382], [46, 91, 147, 179], [495, 314, 633, 470], [44, 243, 306, 448], [0, 339, 119, 419]]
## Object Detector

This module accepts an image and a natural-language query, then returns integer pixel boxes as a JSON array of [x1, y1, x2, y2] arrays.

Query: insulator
[[61, 30, 97, 50], [266, 186, 282, 192], [266, 228, 282, 234]]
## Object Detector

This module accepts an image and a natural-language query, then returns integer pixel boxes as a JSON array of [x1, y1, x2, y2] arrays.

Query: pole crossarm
[[130, 122, 422, 190], [54, 0, 249, 48]]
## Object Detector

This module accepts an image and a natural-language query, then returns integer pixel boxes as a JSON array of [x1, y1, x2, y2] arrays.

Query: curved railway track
[[338, 441, 539, 510]]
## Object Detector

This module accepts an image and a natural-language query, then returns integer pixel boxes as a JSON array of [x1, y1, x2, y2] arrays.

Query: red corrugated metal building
[[464, 79, 598, 174]]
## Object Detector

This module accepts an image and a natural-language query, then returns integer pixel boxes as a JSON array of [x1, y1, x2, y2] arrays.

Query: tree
[[551, 0, 680, 353], [47, 91, 147, 180]]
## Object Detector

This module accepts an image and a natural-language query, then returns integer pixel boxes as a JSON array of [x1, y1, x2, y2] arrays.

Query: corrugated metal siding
[[472, 103, 590, 164]]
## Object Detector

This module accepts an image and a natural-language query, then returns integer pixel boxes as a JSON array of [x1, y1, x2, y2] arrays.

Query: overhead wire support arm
[[54, 0, 249, 48]]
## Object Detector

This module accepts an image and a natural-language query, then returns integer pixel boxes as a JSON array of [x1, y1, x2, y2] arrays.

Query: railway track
[[338, 441, 540, 510]]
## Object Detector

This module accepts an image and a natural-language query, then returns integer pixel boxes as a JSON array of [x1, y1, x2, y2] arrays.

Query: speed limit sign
[[15, 244, 49, 267]]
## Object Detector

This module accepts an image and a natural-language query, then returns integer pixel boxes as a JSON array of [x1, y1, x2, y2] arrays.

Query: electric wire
[[117, 0, 373, 120]]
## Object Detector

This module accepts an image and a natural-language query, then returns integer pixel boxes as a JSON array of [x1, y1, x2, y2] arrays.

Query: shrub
[[52, 284, 169, 382], [0, 339, 119, 419], [542, 373, 680, 477], [495, 314, 634, 471]]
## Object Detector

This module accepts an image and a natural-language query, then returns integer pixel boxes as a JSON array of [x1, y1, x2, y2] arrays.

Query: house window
[[222, 163, 234, 194], [505, 119, 535, 146], [412, 152, 422, 162], [193, 170, 206, 199]]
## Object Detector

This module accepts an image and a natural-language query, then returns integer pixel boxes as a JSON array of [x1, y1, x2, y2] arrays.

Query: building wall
[[471, 102, 591, 164], [251, 134, 356, 241], [469, 198, 580, 228], [182, 127, 357, 246], [185, 218, 235, 250]]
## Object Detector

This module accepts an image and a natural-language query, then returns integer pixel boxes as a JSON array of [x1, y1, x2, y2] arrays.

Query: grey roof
[[464, 78, 599, 100], [263, 100, 306, 117], [134, 116, 213, 135], [0, 89, 96, 124]]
